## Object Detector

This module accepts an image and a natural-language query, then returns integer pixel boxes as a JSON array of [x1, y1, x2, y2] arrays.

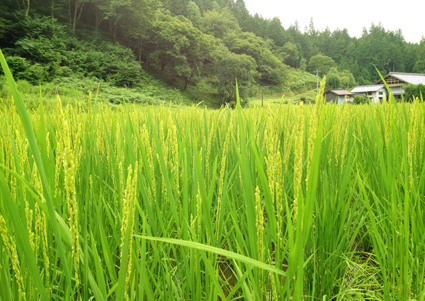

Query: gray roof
[[379, 72, 425, 85], [351, 85, 385, 93], [324, 89, 354, 96], [388, 72, 425, 85]]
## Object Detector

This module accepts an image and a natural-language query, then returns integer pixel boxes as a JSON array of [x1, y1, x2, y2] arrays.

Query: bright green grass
[[0, 74, 193, 110], [248, 90, 316, 107]]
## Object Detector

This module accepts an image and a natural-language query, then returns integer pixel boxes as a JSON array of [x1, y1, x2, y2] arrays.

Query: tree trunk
[[68, 0, 72, 28], [94, 3, 103, 33], [23, 0, 30, 16], [71, 0, 85, 32]]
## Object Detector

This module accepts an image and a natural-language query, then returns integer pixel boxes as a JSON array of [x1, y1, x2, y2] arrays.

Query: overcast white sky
[[243, 0, 424, 44]]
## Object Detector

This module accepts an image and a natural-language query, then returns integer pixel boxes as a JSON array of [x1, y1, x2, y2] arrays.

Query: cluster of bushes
[[0, 74, 192, 109], [405, 83, 425, 101], [354, 95, 370, 104], [1, 15, 147, 88]]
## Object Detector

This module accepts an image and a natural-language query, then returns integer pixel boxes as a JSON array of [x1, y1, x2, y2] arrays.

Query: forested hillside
[[1, 0, 424, 105]]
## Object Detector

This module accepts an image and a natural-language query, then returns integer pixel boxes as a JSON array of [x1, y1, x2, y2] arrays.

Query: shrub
[[405, 83, 425, 101], [5, 56, 49, 83], [2, 15, 147, 88], [354, 95, 369, 104]]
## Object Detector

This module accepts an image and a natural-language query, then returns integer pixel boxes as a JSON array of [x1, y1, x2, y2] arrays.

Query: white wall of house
[[354, 87, 386, 103]]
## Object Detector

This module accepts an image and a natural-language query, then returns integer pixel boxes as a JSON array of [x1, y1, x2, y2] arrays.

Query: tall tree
[[223, 31, 287, 85], [69, 0, 88, 31], [210, 44, 258, 103], [186, 1, 201, 26], [145, 12, 216, 90], [199, 8, 240, 39], [308, 53, 336, 75], [264, 17, 286, 47], [413, 38, 425, 73]]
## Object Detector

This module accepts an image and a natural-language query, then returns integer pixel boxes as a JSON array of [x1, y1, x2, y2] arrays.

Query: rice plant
[[1, 50, 425, 300]]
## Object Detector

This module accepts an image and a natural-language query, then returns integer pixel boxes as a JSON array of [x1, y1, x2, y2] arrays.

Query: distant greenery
[[1, 0, 425, 105]]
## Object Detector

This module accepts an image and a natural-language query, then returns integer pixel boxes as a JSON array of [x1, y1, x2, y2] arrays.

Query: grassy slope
[[0, 75, 194, 109], [1, 67, 318, 108]]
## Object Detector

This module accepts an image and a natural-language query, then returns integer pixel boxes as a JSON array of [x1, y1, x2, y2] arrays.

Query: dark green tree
[[223, 31, 286, 85], [145, 12, 216, 90], [326, 71, 341, 90], [405, 83, 425, 101], [413, 38, 425, 73], [264, 17, 286, 47], [209, 45, 258, 104], [186, 1, 201, 26], [308, 53, 336, 75], [281, 42, 300, 68], [199, 8, 240, 39]]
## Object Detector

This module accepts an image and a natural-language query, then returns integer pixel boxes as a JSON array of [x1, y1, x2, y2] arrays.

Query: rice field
[[1, 52, 425, 300]]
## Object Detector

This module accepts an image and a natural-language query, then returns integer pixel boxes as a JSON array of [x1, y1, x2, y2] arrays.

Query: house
[[350, 72, 425, 103], [350, 85, 386, 103], [375, 72, 425, 100], [323, 89, 354, 104]]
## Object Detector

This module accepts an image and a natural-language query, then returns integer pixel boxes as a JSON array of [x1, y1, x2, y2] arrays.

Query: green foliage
[[354, 95, 369, 104], [146, 12, 216, 90], [2, 15, 147, 88], [3, 46, 425, 300], [338, 69, 357, 88], [284, 69, 317, 93], [281, 42, 300, 68], [10, 0, 419, 107], [78, 42, 144, 87], [404, 83, 425, 101], [0, 4, 318, 105], [264, 17, 287, 47], [210, 45, 258, 104], [326, 67, 356, 90], [3, 58, 425, 299], [199, 8, 240, 39], [186, 1, 201, 26], [5, 56, 49, 84], [2, 0, 423, 106], [299, 57, 307, 71], [326, 72, 341, 90], [0, 73, 192, 108], [413, 38, 425, 73], [348, 25, 406, 82], [308, 53, 336, 75], [223, 31, 287, 86]]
